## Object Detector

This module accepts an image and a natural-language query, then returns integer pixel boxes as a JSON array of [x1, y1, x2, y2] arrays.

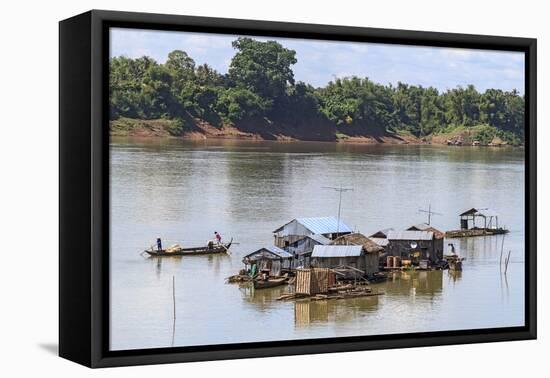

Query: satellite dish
[[410, 241, 418, 249]]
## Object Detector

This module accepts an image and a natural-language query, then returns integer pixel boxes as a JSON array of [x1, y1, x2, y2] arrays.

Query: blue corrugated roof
[[307, 234, 332, 245], [312, 245, 363, 258], [296, 217, 352, 234], [264, 245, 293, 258], [243, 246, 293, 260]]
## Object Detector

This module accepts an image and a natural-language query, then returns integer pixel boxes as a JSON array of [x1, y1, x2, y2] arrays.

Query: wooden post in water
[[172, 275, 176, 320], [171, 275, 176, 347]]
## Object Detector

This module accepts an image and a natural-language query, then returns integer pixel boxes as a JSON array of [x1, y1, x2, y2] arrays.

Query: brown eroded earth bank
[[110, 117, 515, 146]]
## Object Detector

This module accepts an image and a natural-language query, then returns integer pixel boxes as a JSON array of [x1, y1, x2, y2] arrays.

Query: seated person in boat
[[156, 237, 162, 252]]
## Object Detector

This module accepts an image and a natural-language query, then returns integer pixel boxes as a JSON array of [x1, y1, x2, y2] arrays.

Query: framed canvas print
[[59, 10, 536, 368]]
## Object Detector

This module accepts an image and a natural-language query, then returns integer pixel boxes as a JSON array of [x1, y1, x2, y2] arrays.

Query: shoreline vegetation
[[110, 37, 524, 146]]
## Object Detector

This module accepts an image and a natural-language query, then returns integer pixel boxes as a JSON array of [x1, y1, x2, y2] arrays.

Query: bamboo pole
[[172, 275, 176, 320], [504, 250, 512, 275], [171, 275, 176, 347]]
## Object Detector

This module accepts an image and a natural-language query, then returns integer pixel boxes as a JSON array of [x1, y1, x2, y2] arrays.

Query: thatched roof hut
[[407, 223, 445, 239], [330, 233, 384, 254]]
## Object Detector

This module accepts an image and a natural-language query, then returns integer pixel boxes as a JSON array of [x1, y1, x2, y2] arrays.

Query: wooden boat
[[253, 277, 287, 289], [145, 238, 232, 257]]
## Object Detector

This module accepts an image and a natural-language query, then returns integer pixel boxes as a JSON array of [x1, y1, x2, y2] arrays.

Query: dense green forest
[[110, 37, 525, 144]]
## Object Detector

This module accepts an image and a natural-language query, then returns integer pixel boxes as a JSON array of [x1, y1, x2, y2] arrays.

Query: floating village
[[143, 207, 510, 303]]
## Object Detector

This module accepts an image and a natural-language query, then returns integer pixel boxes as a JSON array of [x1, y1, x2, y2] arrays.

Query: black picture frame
[[59, 9, 537, 368]]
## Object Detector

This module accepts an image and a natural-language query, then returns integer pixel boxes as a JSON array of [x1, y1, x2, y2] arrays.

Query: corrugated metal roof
[[387, 230, 434, 241], [297, 217, 352, 234], [370, 237, 389, 247], [244, 246, 293, 260], [264, 246, 293, 258], [312, 245, 363, 258], [273, 216, 352, 234], [308, 234, 332, 245], [288, 234, 331, 248], [460, 208, 479, 216]]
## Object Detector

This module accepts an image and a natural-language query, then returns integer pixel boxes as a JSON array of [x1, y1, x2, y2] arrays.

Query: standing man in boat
[[214, 231, 222, 245], [156, 237, 162, 252]]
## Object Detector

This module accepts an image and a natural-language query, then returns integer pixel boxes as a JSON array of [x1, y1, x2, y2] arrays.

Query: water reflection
[[145, 256, 184, 280], [295, 301, 329, 325], [240, 284, 289, 308], [294, 296, 380, 326], [447, 270, 463, 284], [381, 270, 443, 299]]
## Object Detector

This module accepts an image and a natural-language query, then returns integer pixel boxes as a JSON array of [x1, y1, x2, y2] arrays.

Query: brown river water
[[109, 138, 525, 351]]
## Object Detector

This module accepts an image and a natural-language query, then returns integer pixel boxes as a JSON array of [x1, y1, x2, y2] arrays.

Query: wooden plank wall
[[295, 268, 334, 295]]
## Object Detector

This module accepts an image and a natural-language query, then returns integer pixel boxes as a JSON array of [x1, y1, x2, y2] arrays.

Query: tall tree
[[228, 37, 297, 103]]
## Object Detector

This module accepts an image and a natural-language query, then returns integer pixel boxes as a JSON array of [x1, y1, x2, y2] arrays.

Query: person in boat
[[214, 231, 222, 245], [156, 237, 162, 252]]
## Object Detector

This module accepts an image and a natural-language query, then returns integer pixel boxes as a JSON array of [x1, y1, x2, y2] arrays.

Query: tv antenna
[[323, 185, 354, 234], [418, 203, 443, 225]]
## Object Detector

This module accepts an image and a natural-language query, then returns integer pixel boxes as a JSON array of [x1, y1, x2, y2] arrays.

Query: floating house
[[330, 233, 384, 275], [242, 246, 293, 276], [446, 208, 508, 238], [311, 243, 380, 276], [273, 216, 352, 248], [386, 230, 443, 264], [286, 234, 331, 268], [458, 208, 501, 230]]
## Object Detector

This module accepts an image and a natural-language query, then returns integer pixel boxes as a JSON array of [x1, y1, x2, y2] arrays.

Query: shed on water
[[459, 208, 501, 230], [311, 244, 379, 275], [273, 216, 352, 248], [330, 233, 383, 274], [295, 268, 335, 295], [242, 246, 293, 276]]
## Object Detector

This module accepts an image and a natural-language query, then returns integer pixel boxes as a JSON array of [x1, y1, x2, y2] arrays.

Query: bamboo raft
[[145, 238, 232, 257], [277, 284, 384, 302]]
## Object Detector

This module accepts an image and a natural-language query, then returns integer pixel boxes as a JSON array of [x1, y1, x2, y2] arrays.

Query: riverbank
[[110, 117, 521, 146]]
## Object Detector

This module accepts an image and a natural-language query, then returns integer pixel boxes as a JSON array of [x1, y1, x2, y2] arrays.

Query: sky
[[110, 28, 525, 94]]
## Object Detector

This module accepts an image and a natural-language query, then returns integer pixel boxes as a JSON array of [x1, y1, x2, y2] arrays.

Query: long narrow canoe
[[145, 239, 232, 257]]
